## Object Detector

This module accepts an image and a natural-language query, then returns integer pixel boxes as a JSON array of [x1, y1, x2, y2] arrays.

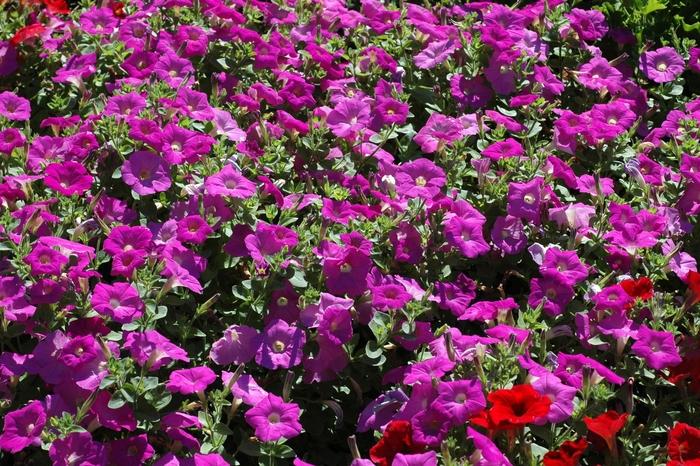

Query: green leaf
[[641, 0, 666, 15], [369, 311, 392, 344]]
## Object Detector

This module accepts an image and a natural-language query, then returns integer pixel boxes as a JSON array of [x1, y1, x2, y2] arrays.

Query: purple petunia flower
[[326, 97, 371, 139], [395, 158, 446, 199], [44, 161, 93, 196], [411, 402, 451, 447], [124, 330, 190, 371], [49, 432, 106, 466], [255, 319, 306, 370], [467, 427, 512, 466], [0, 92, 30, 121], [436, 379, 486, 424], [577, 57, 624, 92], [565, 8, 608, 42], [444, 216, 490, 259], [210, 325, 261, 366], [631, 326, 682, 370], [531, 372, 577, 424], [204, 165, 256, 199], [91, 282, 145, 324], [244, 393, 302, 442], [414, 39, 457, 69], [639, 47, 685, 83], [413, 113, 464, 153], [528, 270, 575, 316], [121, 151, 172, 196], [0, 401, 46, 453], [507, 177, 544, 223], [491, 215, 527, 255], [322, 245, 371, 297], [403, 357, 455, 385], [166, 366, 217, 394]]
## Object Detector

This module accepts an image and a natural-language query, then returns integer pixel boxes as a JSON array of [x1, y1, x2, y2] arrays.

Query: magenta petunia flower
[[103, 225, 152, 256], [410, 402, 451, 447], [639, 46, 685, 83], [24, 244, 68, 276], [403, 357, 455, 385], [43, 161, 93, 196], [577, 57, 624, 92], [255, 319, 306, 370], [177, 215, 214, 245], [79, 7, 118, 35], [507, 177, 544, 223], [444, 216, 490, 259], [565, 8, 608, 42], [491, 215, 527, 255], [124, 330, 190, 371], [395, 158, 446, 199], [467, 427, 512, 466], [0, 92, 30, 121], [631, 326, 682, 370], [413, 113, 464, 153], [204, 164, 257, 199], [322, 246, 371, 297], [326, 97, 371, 139], [436, 379, 486, 424], [166, 366, 217, 394], [0, 401, 46, 453], [210, 325, 261, 366], [91, 282, 145, 324], [49, 432, 107, 466], [540, 248, 588, 285], [121, 151, 171, 195], [244, 393, 302, 442], [531, 372, 577, 424], [371, 284, 412, 310], [528, 270, 575, 316], [414, 38, 457, 69], [317, 305, 353, 345], [392, 452, 438, 466], [107, 434, 155, 465], [482, 138, 524, 161]]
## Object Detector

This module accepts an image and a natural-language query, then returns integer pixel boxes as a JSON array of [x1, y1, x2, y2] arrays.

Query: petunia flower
[[255, 319, 306, 370], [0, 91, 30, 121], [166, 366, 217, 395], [410, 402, 451, 447], [436, 379, 486, 424], [395, 158, 446, 199], [121, 151, 171, 196], [0, 401, 46, 453], [123, 330, 190, 371], [210, 325, 261, 366], [467, 427, 512, 466], [90, 282, 145, 323], [49, 432, 107, 466], [583, 410, 628, 456], [369, 420, 424, 466], [542, 438, 588, 466], [204, 164, 256, 199], [639, 47, 685, 83], [414, 39, 457, 69], [244, 393, 302, 442], [631, 326, 682, 370], [667, 422, 700, 466], [326, 97, 371, 139]]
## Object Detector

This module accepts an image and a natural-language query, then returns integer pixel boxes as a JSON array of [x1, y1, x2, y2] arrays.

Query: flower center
[[268, 412, 281, 423], [608, 117, 618, 125], [455, 393, 467, 403], [277, 296, 288, 307], [340, 263, 352, 273], [224, 179, 237, 189], [272, 340, 286, 353], [546, 288, 557, 299], [415, 176, 427, 186], [657, 62, 667, 72], [139, 169, 151, 180], [523, 193, 536, 205], [109, 298, 121, 308]]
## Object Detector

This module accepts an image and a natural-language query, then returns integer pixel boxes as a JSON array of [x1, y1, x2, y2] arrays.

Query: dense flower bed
[[1, 0, 700, 464]]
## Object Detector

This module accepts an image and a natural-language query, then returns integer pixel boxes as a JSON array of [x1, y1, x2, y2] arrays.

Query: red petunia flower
[[42, 0, 69, 14], [369, 420, 424, 466], [667, 422, 700, 466], [475, 384, 552, 431], [684, 271, 700, 311], [583, 410, 628, 455], [621, 276, 653, 302], [109, 1, 126, 18], [10, 24, 46, 47], [543, 438, 589, 466], [667, 348, 700, 395]]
